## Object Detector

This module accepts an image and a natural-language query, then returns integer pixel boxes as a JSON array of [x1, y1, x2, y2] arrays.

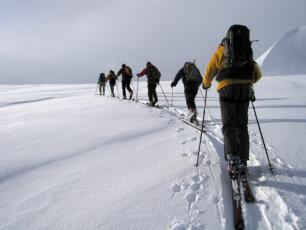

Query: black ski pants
[[184, 81, 201, 112], [148, 81, 158, 104], [109, 83, 115, 97], [219, 84, 251, 161], [99, 83, 106, 95], [122, 79, 133, 99]]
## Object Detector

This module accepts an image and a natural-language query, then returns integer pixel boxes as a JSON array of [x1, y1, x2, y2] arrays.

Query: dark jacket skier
[[171, 62, 202, 122], [202, 25, 262, 179], [137, 62, 161, 106], [107, 70, 117, 97], [97, 73, 106, 95], [117, 64, 133, 100]]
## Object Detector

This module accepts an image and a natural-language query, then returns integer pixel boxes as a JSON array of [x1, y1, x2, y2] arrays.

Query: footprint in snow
[[190, 182, 202, 192], [252, 139, 262, 145], [191, 174, 203, 183], [181, 149, 191, 157], [171, 183, 182, 193], [170, 183, 182, 200], [181, 140, 187, 145], [176, 127, 184, 133], [184, 190, 197, 204], [189, 136, 197, 142], [169, 223, 187, 230], [208, 194, 219, 204], [169, 220, 204, 230]]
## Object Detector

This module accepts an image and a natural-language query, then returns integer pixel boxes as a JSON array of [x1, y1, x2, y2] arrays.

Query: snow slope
[[1, 77, 306, 229], [257, 26, 306, 76]]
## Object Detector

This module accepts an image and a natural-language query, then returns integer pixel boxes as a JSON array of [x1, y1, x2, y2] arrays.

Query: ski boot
[[226, 154, 241, 180], [188, 109, 198, 125], [239, 160, 247, 183]]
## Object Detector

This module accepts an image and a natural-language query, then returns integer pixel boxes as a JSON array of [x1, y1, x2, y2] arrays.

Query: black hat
[[146, 62, 152, 67], [122, 64, 126, 68]]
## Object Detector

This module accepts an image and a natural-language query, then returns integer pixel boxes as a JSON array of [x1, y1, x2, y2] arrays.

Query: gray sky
[[1, 0, 306, 84]]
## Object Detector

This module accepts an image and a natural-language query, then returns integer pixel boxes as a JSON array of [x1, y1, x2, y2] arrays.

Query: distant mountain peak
[[256, 26, 306, 76]]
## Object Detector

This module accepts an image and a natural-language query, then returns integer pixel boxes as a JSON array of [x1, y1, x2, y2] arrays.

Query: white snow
[[256, 26, 306, 76], [1, 76, 306, 229]]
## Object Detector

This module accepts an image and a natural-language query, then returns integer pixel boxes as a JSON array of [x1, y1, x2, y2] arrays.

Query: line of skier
[[97, 24, 264, 183], [97, 61, 202, 121]]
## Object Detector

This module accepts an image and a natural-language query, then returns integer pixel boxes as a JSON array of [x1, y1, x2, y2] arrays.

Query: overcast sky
[[1, 0, 306, 84]]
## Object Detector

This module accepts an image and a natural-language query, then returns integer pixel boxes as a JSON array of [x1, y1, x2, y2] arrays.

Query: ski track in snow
[[167, 92, 305, 230], [204, 104, 304, 229]]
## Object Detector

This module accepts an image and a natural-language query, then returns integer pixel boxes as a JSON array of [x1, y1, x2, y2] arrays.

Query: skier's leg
[[148, 82, 153, 104], [219, 86, 239, 160], [99, 84, 102, 95], [122, 81, 127, 99], [127, 80, 133, 99], [152, 82, 158, 104]]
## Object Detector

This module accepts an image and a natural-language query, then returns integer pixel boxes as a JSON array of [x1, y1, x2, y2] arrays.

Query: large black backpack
[[184, 62, 202, 82], [99, 73, 106, 83], [149, 66, 161, 82], [124, 66, 133, 78], [217, 25, 255, 81]]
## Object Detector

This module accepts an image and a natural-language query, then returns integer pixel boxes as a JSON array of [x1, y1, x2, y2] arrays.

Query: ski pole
[[159, 83, 170, 106], [95, 84, 98, 95], [136, 76, 139, 102], [170, 87, 174, 121], [131, 82, 136, 92], [195, 89, 207, 167], [115, 83, 120, 98], [251, 101, 273, 171], [106, 83, 111, 96], [199, 88, 205, 101]]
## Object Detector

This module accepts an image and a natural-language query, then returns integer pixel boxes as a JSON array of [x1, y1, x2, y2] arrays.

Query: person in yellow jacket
[[202, 25, 262, 179]]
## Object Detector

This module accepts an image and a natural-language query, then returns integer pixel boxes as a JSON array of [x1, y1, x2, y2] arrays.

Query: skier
[[116, 64, 134, 100], [202, 25, 262, 179], [107, 70, 117, 97], [97, 72, 106, 95], [171, 62, 202, 123], [137, 62, 161, 106]]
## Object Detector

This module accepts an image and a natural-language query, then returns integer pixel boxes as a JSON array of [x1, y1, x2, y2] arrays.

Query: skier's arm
[[172, 68, 184, 86], [203, 45, 224, 89], [253, 62, 262, 83], [137, 67, 148, 77], [116, 69, 122, 77]]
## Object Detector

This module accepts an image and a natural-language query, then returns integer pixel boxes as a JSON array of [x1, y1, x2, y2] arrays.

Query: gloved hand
[[202, 83, 210, 90], [171, 82, 176, 87], [249, 87, 256, 102], [137, 73, 140, 77]]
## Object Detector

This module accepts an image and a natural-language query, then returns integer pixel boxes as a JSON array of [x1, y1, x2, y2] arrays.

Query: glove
[[249, 87, 256, 102], [137, 73, 140, 77], [171, 82, 176, 87], [202, 83, 210, 90]]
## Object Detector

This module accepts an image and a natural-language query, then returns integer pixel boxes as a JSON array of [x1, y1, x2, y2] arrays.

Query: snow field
[[1, 76, 306, 229]]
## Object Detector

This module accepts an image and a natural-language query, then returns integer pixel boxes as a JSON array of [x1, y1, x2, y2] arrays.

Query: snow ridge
[[257, 26, 306, 76]]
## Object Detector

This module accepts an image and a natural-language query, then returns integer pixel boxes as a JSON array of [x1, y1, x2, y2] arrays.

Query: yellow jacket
[[203, 45, 262, 92]]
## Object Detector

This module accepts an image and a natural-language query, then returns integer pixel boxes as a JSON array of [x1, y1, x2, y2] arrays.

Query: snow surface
[[1, 77, 306, 229], [257, 26, 306, 76]]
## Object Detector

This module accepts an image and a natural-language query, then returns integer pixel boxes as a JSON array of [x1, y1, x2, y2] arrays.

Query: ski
[[138, 100, 159, 108], [168, 107, 205, 132], [242, 177, 255, 203], [231, 178, 245, 230], [181, 117, 205, 132]]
